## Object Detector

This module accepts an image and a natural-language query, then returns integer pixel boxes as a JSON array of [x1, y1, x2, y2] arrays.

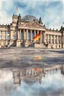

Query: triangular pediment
[[18, 21, 45, 30]]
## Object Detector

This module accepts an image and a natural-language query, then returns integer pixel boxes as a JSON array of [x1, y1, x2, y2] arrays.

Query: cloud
[[16, 71, 64, 96], [0, 69, 64, 96], [0, 0, 12, 24], [62, 0, 64, 3], [0, 69, 12, 83], [0, 0, 64, 29]]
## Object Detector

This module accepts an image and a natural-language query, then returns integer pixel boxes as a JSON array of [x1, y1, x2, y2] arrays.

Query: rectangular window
[[46, 34, 48, 43], [0, 31, 1, 34], [32, 31, 34, 39], [52, 39, 54, 44], [3, 31, 5, 34], [52, 35, 54, 44], [0, 35, 1, 40], [14, 36, 16, 40], [8, 32, 10, 34], [7, 36, 10, 40], [28, 31, 30, 40], [2, 32, 5, 40], [58, 36, 61, 44], [21, 31, 24, 40], [55, 39, 57, 44], [49, 35, 51, 44]]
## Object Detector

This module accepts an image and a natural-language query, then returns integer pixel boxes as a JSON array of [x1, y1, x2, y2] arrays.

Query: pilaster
[[9, 30, 14, 46], [16, 30, 21, 47]]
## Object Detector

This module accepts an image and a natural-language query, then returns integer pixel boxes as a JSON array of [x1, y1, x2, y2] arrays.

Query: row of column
[[0, 31, 10, 40], [46, 35, 61, 44], [20, 68, 43, 77], [17, 29, 44, 43]]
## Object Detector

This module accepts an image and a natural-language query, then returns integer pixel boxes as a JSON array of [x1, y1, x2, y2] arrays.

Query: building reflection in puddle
[[13, 65, 64, 86], [0, 66, 64, 96]]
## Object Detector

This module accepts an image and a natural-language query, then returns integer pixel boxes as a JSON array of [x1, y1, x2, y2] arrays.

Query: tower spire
[[39, 17, 43, 25]]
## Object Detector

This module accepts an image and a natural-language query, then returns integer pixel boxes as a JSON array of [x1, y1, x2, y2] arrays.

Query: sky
[[0, 0, 64, 29]]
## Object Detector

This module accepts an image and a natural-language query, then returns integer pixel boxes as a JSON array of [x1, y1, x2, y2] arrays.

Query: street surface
[[0, 48, 64, 68]]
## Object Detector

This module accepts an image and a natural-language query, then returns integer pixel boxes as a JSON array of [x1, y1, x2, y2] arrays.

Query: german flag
[[33, 33, 40, 42]]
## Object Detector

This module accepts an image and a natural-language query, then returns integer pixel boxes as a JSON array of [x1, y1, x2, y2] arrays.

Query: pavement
[[0, 48, 64, 68]]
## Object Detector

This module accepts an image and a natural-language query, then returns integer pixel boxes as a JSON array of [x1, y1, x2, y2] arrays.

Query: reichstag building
[[0, 14, 64, 48]]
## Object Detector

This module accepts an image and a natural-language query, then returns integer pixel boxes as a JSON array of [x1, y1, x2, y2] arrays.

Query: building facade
[[0, 14, 64, 48]]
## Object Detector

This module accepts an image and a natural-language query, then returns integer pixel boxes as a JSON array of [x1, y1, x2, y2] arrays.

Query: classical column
[[51, 35, 52, 44], [20, 30, 21, 40], [53, 35, 55, 44], [23, 29, 25, 40], [62, 32, 64, 48], [34, 30, 36, 37], [26, 29, 28, 40], [40, 31, 42, 43], [57, 36, 58, 44], [4, 31, 6, 40], [36, 30, 39, 42], [17, 30, 21, 40], [43, 31, 46, 44], [5, 31, 8, 45], [6, 31, 7, 40], [0, 31, 2, 40], [24, 29, 26, 40], [16, 30, 21, 47], [1, 31, 3, 40], [59, 36, 60, 44], [30, 30, 32, 41], [59, 36, 61, 44], [48, 34, 49, 44], [37, 30, 39, 34], [10, 31, 14, 41], [17, 30, 20, 40], [5, 31, 6, 40], [20, 30, 22, 40]]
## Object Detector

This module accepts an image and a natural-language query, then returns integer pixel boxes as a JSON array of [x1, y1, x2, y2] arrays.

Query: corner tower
[[9, 14, 21, 47], [60, 26, 64, 48]]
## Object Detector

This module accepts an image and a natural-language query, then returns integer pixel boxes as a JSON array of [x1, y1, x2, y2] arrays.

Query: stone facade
[[0, 14, 64, 48]]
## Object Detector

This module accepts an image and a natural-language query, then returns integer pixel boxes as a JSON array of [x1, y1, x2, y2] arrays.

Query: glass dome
[[21, 15, 38, 22]]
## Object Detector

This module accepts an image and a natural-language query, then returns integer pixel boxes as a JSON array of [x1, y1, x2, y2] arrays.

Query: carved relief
[[19, 22, 44, 29]]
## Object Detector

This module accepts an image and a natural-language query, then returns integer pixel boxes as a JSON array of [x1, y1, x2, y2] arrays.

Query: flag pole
[[16, 7, 18, 15]]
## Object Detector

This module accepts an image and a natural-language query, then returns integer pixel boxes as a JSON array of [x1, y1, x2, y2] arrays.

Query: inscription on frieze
[[19, 22, 43, 28]]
